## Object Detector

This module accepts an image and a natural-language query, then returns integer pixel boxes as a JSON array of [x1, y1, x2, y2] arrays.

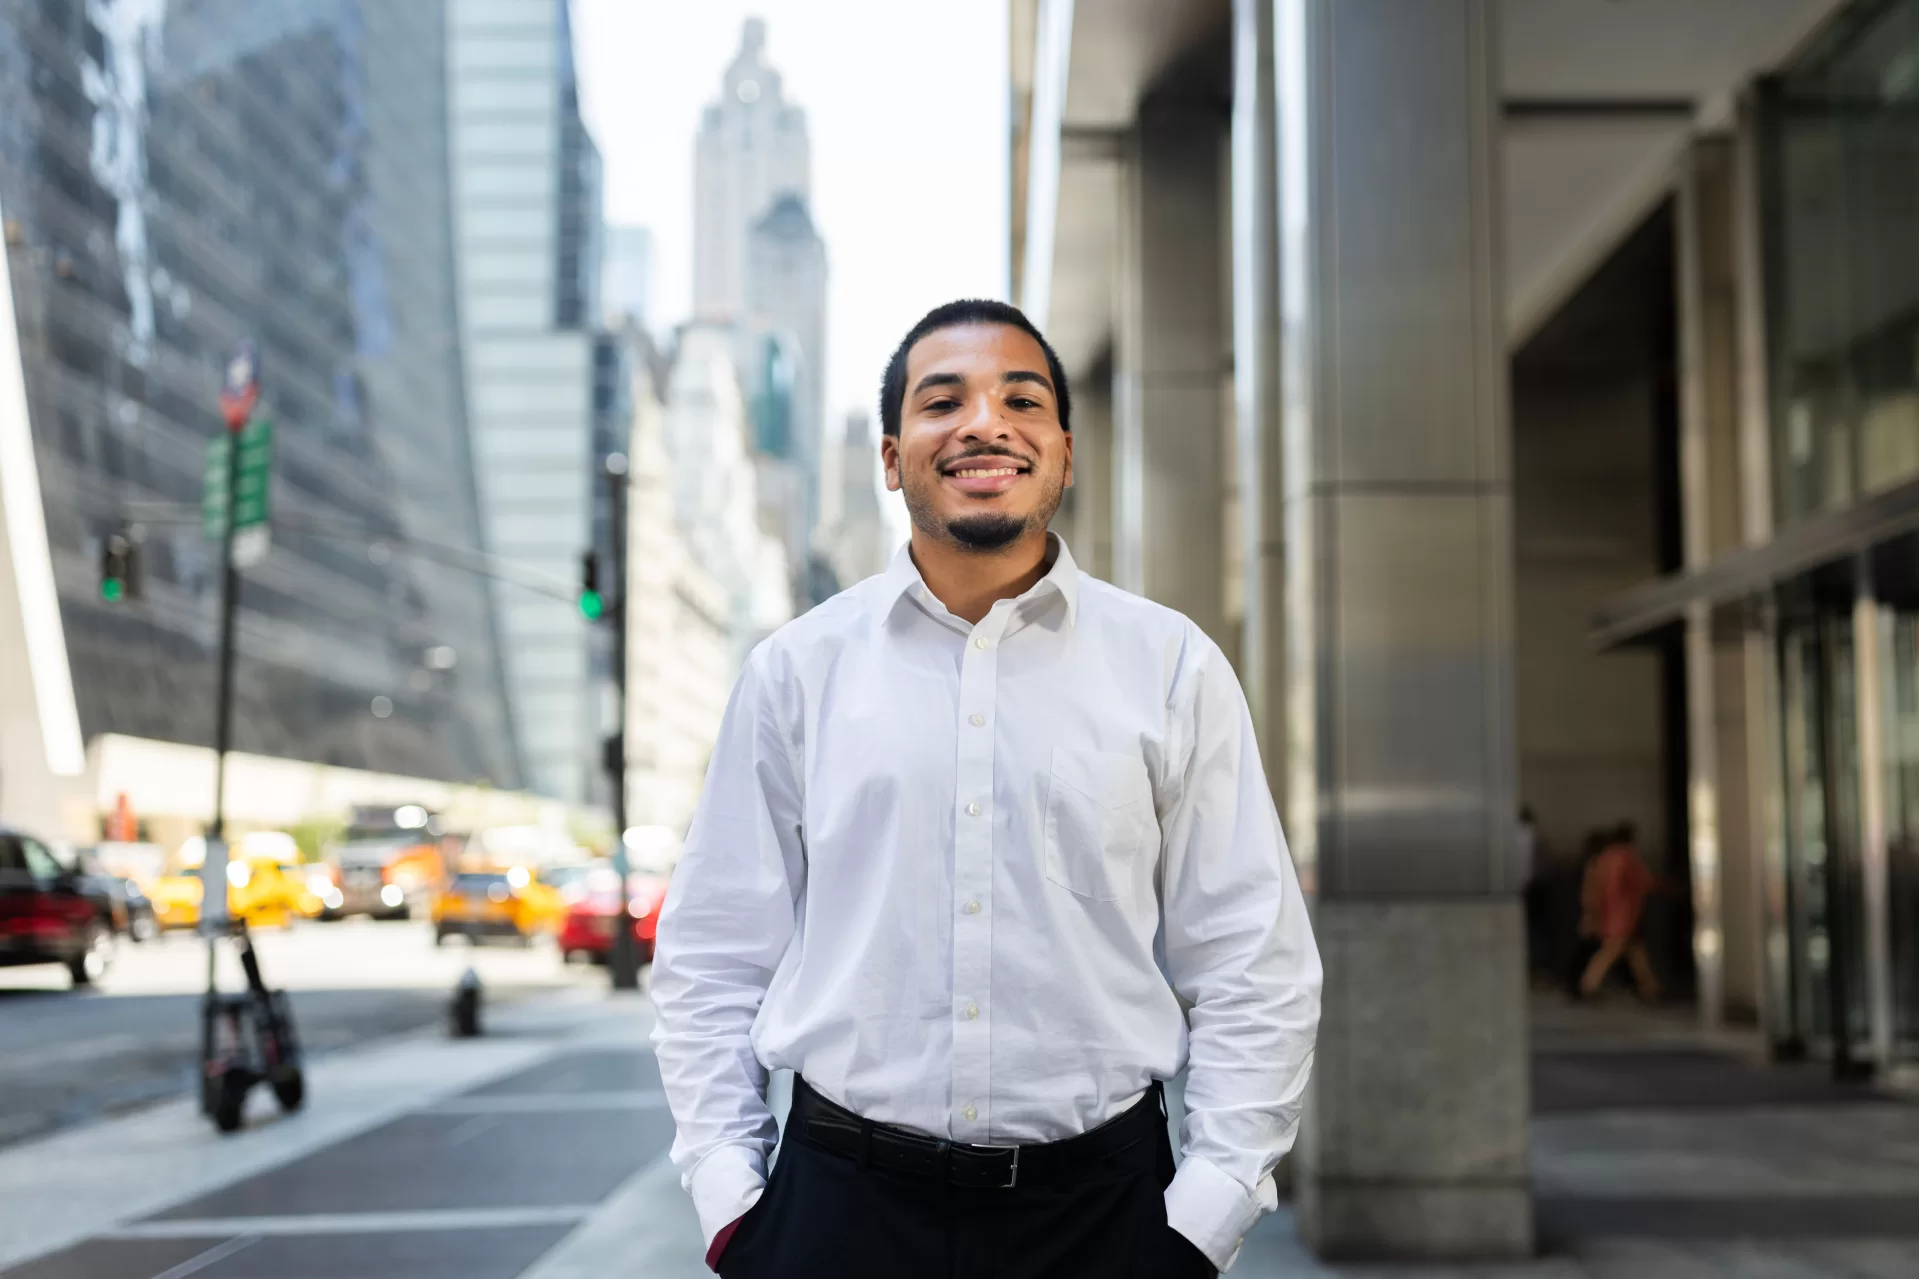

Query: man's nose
[[955, 396, 1012, 440]]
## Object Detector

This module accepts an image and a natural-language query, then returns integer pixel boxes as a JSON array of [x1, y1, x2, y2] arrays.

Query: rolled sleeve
[[1158, 629, 1322, 1268]]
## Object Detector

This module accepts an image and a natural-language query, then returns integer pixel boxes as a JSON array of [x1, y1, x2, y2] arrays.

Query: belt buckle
[[978, 1143, 1019, 1189]]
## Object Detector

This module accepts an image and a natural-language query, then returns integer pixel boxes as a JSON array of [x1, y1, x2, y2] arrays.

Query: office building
[[661, 324, 793, 656], [819, 410, 892, 590], [746, 192, 828, 569], [601, 224, 653, 329], [0, 0, 520, 838], [613, 332, 733, 835], [448, 0, 604, 803], [1012, 0, 1911, 1260], [693, 19, 828, 605], [693, 18, 809, 321]]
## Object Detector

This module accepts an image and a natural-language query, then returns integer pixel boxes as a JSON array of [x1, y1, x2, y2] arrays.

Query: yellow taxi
[[150, 833, 316, 931], [432, 865, 565, 947]]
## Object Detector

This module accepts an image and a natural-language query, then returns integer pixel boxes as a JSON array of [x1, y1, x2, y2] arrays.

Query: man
[[652, 299, 1320, 1278]]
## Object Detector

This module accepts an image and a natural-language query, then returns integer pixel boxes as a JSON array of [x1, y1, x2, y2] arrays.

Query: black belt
[[788, 1076, 1163, 1190]]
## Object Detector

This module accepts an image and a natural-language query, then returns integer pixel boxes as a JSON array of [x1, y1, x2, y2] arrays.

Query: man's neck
[[910, 528, 1053, 625]]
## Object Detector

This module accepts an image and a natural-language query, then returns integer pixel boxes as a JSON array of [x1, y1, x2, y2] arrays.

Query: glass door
[[1880, 614, 1919, 1055], [1779, 612, 1875, 1071]]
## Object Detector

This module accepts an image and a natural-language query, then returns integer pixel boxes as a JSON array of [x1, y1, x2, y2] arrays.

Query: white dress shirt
[[651, 535, 1321, 1270]]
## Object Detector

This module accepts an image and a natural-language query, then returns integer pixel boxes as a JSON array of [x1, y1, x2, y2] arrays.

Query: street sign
[[219, 340, 259, 431], [203, 417, 273, 541]]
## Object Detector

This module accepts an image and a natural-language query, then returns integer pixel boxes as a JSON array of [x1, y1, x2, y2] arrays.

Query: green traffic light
[[101, 578, 125, 602], [579, 590, 604, 620]]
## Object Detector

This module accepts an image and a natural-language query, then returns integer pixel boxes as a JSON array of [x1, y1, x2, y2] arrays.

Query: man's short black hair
[[879, 299, 1071, 437]]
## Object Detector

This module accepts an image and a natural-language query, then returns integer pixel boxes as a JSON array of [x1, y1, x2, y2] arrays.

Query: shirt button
[[962, 1104, 978, 1122], [969, 713, 985, 727], [974, 636, 989, 650], [966, 801, 982, 817], [964, 1002, 979, 1020], [962, 900, 980, 915]]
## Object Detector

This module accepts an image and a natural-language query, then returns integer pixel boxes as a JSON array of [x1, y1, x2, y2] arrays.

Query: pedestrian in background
[[651, 299, 1322, 1278], [1578, 824, 1662, 1001]]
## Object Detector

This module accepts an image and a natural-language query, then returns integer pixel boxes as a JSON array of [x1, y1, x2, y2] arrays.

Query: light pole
[[602, 452, 640, 991], [201, 338, 256, 1114]]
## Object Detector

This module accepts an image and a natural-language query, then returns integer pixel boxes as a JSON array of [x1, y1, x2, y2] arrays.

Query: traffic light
[[579, 550, 603, 620], [100, 532, 139, 602]]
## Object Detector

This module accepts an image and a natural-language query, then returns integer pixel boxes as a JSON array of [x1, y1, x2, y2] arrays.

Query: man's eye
[[925, 398, 957, 412], [1008, 397, 1038, 410]]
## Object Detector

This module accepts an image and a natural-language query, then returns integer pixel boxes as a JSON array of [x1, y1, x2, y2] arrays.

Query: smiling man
[[651, 299, 1321, 1278]]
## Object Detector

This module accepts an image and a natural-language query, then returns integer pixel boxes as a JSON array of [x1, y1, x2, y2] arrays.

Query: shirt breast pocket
[[1044, 748, 1156, 902]]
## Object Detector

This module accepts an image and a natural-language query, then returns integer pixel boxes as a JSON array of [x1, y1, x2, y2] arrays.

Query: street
[[0, 920, 598, 1150], [1, 955, 1915, 1277]]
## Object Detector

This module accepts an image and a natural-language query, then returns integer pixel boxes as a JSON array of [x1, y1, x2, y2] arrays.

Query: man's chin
[[944, 512, 1029, 551]]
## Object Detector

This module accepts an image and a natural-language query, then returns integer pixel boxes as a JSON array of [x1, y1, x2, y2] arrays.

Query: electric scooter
[[200, 918, 306, 1133]]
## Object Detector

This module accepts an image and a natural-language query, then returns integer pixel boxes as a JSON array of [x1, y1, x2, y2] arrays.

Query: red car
[[1, 825, 117, 986], [558, 869, 668, 966]]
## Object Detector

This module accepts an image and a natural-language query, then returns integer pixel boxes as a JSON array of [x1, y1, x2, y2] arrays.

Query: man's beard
[[946, 512, 1027, 550], [903, 464, 1065, 554]]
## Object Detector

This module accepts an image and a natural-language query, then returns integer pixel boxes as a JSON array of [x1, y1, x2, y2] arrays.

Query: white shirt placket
[[950, 600, 1011, 1142]]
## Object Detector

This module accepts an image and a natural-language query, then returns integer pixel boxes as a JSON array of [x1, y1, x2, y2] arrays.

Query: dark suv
[[0, 827, 116, 986]]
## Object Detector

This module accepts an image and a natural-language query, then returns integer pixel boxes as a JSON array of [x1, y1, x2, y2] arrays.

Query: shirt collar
[[877, 533, 1081, 630]]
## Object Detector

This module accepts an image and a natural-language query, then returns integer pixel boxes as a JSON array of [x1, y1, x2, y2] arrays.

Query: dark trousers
[[718, 1088, 1217, 1279]]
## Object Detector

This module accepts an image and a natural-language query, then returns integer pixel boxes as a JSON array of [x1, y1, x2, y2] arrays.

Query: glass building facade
[[1754, 0, 1919, 1064], [1768, 0, 1919, 526], [0, 0, 520, 785]]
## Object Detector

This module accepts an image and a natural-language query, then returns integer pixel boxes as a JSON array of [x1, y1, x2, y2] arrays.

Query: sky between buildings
[[573, 0, 1011, 484]]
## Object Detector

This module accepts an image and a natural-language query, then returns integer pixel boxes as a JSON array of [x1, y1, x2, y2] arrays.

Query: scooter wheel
[[272, 1067, 305, 1112], [213, 1071, 248, 1133]]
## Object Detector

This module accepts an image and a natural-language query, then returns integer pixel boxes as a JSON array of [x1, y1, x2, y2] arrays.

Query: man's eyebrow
[[910, 371, 966, 397], [1002, 370, 1054, 393]]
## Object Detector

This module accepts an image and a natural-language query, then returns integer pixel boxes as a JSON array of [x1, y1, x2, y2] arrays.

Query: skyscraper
[[747, 193, 828, 565], [601, 225, 653, 329], [0, 0, 521, 834], [447, 0, 604, 803], [693, 19, 828, 604], [693, 18, 809, 320]]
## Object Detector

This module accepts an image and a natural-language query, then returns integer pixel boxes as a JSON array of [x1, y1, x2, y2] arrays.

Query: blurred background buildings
[[0, 0, 527, 844], [0, 2, 878, 848]]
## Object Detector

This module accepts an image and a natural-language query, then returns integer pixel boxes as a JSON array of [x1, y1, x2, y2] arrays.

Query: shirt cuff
[[1164, 1154, 1275, 1272], [705, 1217, 744, 1272], [686, 1142, 767, 1251]]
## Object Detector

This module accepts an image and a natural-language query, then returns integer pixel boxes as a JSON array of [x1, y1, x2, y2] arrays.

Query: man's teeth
[[953, 467, 1019, 478]]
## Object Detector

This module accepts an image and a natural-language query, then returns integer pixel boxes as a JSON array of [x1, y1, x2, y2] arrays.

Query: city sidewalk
[[2, 985, 1915, 1277], [0, 984, 702, 1279]]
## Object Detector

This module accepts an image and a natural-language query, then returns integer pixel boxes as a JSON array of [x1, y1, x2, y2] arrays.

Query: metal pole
[[210, 437, 241, 850], [201, 341, 256, 1114], [605, 455, 639, 990], [201, 407, 243, 1111]]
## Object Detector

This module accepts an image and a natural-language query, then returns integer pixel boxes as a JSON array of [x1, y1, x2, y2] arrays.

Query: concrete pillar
[[1069, 354, 1114, 582], [1677, 137, 1734, 1031], [1731, 94, 1794, 1047], [1277, 0, 1531, 1258], [1232, 0, 1283, 793], [1115, 95, 1232, 651]]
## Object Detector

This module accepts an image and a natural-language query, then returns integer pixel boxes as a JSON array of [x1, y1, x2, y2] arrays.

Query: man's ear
[[880, 433, 902, 492], [1061, 429, 1074, 490]]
